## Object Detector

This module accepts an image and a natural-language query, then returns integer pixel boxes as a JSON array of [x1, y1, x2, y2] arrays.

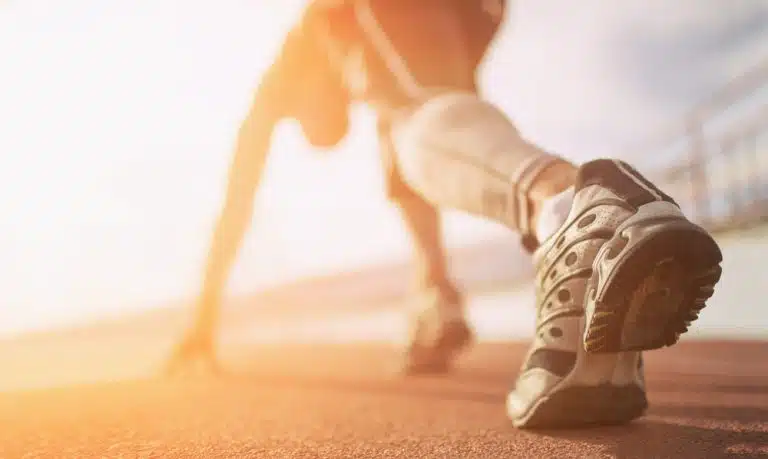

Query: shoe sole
[[584, 202, 723, 353], [511, 384, 647, 429]]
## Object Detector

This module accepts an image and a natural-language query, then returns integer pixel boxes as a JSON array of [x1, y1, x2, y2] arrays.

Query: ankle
[[528, 161, 578, 243]]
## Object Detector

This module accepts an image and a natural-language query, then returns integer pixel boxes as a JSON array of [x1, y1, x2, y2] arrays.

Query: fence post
[[687, 119, 709, 226]]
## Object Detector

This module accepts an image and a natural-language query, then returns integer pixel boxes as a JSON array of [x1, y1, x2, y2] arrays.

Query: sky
[[0, 0, 766, 335]]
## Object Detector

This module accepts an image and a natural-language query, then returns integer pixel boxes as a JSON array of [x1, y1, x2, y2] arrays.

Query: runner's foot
[[401, 284, 473, 375], [507, 157, 720, 427]]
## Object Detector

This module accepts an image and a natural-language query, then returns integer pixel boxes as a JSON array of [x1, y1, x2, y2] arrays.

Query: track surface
[[1, 338, 767, 459], [2, 214, 767, 458]]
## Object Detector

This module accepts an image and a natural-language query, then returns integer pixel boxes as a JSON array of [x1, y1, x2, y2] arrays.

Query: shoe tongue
[[573, 159, 620, 192], [574, 159, 677, 207]]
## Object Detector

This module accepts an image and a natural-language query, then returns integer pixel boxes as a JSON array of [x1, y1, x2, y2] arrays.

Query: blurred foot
[[401, 284, 473, 375], [165, 331, 222, 377]]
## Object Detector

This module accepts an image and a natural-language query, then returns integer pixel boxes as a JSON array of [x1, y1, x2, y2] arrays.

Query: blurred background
[[0, 0, 766, 344]]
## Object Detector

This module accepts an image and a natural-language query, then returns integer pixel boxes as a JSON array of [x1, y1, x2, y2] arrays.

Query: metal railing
[[640, 59, 768, 233]]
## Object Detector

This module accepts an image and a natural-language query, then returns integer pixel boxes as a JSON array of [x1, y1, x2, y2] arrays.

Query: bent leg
[[391, 92, 577, 251], [388, 92, 723, 428], [378, 118, 460, 304], [378, 118, 470, 373]]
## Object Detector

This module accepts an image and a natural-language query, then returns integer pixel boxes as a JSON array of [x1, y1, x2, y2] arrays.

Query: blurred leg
[[391, 92, 577, 250], [381, 117, 460, 305], [378, 118, 470, 373], [393, 190, 461, 308]]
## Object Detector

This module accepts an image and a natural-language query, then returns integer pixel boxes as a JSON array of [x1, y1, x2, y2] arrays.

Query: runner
[[168, 0, 723, 428]]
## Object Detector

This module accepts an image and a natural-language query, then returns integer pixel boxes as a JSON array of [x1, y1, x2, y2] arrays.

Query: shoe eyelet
[[565, 252, 578, 266], [577, 213, 596, 228]]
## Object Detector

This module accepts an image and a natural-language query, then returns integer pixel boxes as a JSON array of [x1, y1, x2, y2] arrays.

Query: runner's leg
[[378, 118, 470, 373]]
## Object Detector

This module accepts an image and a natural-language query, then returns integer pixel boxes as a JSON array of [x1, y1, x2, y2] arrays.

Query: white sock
[[535, 186, 574, 244]]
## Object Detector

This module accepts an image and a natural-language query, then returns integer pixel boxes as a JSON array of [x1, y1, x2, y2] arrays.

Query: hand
[[164, 295, 221, 376]]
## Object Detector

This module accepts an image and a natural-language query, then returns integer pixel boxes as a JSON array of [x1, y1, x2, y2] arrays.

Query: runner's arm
[[193, 17, 349, 335], [193, 58, 290, 333]]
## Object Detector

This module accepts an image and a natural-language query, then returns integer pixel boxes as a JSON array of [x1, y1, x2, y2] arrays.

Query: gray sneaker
[[507, 159, 722, 428]]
